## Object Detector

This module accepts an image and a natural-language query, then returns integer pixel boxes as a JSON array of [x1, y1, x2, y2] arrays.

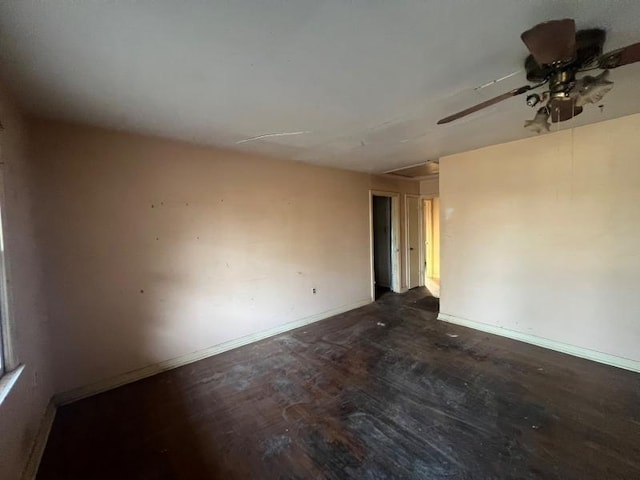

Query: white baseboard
[[437, 312, 640, 373], [54, 298, 372, 406], [21, 401, 56, 480]]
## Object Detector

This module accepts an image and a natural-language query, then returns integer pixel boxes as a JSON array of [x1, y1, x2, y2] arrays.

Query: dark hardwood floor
[[37, 289, 640, 479]]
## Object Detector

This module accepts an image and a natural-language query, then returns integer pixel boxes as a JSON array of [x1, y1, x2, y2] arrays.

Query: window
[[0, 125, 14, 379], [0, 204, 6, 376], [0, 133, 4, 377], [0, 127, 22, 404], [0, 209, 15, 377]]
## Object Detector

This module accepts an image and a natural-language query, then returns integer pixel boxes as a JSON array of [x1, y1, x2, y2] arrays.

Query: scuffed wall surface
[[30, 120, 374, 394], [440, 113, 640, 362], [0, 86, 53, 479]]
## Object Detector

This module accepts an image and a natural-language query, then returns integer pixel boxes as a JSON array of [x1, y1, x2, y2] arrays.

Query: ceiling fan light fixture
[[526, 93, 541, 107], [436, 18, 639, 128], [574, 70, 614, 107], [548, 98, 584, 123], [524, 107, 551, 134]]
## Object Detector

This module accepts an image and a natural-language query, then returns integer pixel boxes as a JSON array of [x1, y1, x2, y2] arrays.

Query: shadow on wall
[[25, 120, 376, 477], [38, 312, 382, 479], [35, 330, 234, 479], [36, 197, 288, 478], [29, 120, 371, 394]]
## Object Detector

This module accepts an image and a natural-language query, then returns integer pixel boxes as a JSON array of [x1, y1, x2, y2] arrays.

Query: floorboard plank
[[37, 289, 640, 479]]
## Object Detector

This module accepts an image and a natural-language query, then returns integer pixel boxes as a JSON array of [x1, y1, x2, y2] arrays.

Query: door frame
[[423, 198, 434, 281], [404, 194, 425, 289], [369, 190, 401, 300]]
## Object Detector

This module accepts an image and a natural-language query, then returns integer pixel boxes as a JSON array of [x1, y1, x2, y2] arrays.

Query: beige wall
[[0, 87, 53, 479], [420, 177, 439, 196], [440, 113, 640, 364], [370, 175, 420, 196], [29, 121, 422, 395]]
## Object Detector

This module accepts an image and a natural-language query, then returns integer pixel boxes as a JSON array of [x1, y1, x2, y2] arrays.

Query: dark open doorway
[[372, 195, 392, 299]]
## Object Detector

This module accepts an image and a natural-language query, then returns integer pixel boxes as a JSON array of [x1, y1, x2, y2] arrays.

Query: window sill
[[0, 364, 24, 406]]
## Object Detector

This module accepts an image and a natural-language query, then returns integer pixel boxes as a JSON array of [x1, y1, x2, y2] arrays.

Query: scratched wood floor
[[37, 289, 640, 479]]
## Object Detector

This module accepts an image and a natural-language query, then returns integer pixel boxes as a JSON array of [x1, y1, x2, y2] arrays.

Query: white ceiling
[[1, 1, 640, 173]]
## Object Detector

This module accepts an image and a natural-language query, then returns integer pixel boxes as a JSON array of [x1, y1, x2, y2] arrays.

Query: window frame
[[0, 209, 10, 376], [0, 180, 22, 404], [0, 125, 16, 377]]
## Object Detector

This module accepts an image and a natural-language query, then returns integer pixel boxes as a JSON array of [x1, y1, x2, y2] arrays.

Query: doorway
[[405, 195, 422, 290], [370, 191, 400, 300], [372, 196, 391, 298], [423, 197, 440, 297]]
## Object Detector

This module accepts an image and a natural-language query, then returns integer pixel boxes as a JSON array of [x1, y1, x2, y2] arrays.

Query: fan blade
[[597, 42, 640, 69], [574, 29, 606, 67], [521, 19, 576, 65], [437, 85, 532, 125]]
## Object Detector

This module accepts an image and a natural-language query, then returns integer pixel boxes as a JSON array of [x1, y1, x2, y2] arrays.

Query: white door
[[406, 195, 421, 289]]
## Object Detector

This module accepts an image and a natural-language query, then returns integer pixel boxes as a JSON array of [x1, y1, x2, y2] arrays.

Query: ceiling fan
[[437, 19, 640, 133]]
